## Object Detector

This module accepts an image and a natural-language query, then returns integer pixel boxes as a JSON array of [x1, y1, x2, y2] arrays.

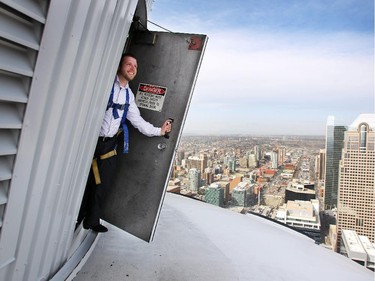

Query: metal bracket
[[134, 31, 157, 45]]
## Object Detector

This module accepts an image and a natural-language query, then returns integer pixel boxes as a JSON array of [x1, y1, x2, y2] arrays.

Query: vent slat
[[0, 103, 23, 129], [0, 157, 12, 181], [0, 72, 29, 103], [0, 184, 7, 205], [0, 8, 40, 50], [1, 0, 46, 23], [0, 130, 17, 156], [0, 42, 34, 77]]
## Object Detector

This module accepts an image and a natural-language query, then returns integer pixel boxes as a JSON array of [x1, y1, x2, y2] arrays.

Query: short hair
[[121, 52, 137, 61], [118, 52, 137, 69]]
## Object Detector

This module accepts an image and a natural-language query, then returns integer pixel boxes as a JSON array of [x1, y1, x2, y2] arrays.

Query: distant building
[[278, 146, 286, 166], [324, 115, 346, 209], [337, 114, 375, 245], [231, 182, 251, 207], [248, 153, 257, 168], [276, 199, 321, 243], [204, 184, 224, 207], [188, 168, 201, 193], [270, 151, 278, 169], [226, 155, 236, 172], [254, 145, 261, 161], [214, 181, 230, 205], [213, 164, 223, 175], [324, 224, 338, 252], [167, 179, 181, 194], [176, 149, 185, 165], [263, 169, 276, 179], [238, 156, 248, 168], [340, 229, 375, 270], [229, 174, 243, 194], [317, 149, 326, 181], [285, 180, 316, 202], [280, 172, 293, 179], [187, 153, 208, 176], [281, 163, 295, 179], [284, 163, 295, 172], [203, 167, 214, 186]]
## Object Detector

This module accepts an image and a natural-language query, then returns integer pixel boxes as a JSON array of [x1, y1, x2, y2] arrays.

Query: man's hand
[[161, 119, 173, 137]]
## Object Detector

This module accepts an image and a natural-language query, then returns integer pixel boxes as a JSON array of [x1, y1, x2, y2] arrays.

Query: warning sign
[[135, 83, 167, 112]]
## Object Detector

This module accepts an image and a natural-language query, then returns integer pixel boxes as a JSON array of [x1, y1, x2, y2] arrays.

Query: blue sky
[[149, 0, 374, 136]]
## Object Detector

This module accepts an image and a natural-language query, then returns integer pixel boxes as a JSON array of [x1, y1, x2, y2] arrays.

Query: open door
[[102, 31, 208, 242]]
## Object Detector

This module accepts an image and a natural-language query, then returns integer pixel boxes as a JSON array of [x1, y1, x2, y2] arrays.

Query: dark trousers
[[78, 137, 118, 226]]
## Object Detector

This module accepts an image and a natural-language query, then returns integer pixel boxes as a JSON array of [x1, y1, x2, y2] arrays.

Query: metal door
[[102, 31, 208, 242]]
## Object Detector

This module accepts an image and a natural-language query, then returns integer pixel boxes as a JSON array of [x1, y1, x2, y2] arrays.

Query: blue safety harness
[[106, 82, 130, 153]]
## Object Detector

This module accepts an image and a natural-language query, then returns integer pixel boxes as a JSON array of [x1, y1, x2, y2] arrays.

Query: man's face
[[119, 56, 137, 82]]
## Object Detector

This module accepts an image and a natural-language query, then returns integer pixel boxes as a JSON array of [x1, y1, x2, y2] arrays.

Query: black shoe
[[83, 223, 108, 233]]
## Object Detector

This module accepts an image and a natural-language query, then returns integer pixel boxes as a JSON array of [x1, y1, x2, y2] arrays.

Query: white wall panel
[[0, 0, 139, 280]]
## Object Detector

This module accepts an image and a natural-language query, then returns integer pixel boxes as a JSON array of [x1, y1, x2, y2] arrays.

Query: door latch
[[157, 143, 167, 150]]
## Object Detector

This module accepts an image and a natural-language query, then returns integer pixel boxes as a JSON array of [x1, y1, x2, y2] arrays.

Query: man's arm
[[126, 101, 172, 137]]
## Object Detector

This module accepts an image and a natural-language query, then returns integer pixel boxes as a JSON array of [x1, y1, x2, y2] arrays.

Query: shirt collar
[[115, 75, 129, 89]]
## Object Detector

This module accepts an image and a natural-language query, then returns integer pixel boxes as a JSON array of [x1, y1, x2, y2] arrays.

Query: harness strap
[[92, 159, 101, 185], [107, 80, 130, 153], [121, 88, 130, 153], [91, 150, 118, 185], [100, 149, 117, 160]]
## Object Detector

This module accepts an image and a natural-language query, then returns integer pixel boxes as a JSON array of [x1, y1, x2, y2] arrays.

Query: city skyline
[[169, 113, 375, 269], [149, 0, 374, 136]]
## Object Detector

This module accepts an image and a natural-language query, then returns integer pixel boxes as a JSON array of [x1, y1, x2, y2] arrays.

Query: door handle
[[164, 118, 174, 139]]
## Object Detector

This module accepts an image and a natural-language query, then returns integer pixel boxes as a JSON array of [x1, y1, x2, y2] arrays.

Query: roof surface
[[349, 113, 375, 130], [73, 193, 374, 281]]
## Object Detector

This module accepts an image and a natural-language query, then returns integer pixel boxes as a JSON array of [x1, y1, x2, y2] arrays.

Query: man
[[78, 53, 172, 232]]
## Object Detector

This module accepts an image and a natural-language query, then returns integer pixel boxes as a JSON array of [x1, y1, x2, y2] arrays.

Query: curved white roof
[[349, 113, 375, 130], [73, 193, 373, 281]]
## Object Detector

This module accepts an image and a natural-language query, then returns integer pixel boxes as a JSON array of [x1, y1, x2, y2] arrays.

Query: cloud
[[149, 3, 374, 135], [193, 29, 373, 106], [181, 29, 373, 135]]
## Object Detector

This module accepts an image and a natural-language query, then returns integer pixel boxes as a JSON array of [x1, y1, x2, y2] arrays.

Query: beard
[[120, 69, 135, 82]]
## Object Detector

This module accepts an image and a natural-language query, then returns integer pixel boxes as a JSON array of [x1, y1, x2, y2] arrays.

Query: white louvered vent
[[0, 0, 47, 230]]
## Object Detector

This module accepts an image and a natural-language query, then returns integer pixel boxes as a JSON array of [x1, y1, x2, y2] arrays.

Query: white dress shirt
[[99, 77, 161, 137]]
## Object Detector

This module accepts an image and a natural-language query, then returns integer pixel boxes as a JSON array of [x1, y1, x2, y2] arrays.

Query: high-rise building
[[278, 146, 286, 166], [248, 153, 257, 168], [203, 167, 214, 185], [337, 114, 375, 245], [205, 184, 224, 207], [316, 149, 326, 201], [254, 145, 261, 161], [215, 181, 230, 205], [228, 157, 236, 172], [231, 182, 251, 207], [187, 153, 208, 176], [238, 156, 248, 168], [324, 116, 347, 209], [224, 155, 236, 172], [176, 149, 185, 165], [188, 168, 201, 193], [318, 149, 326, 181], [270, 151, 278, 169]]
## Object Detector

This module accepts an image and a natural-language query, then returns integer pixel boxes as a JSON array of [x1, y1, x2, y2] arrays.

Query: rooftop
[[287, 200, 314, 219], [349, 113, 375, 130], [71, 193, 373, 281]]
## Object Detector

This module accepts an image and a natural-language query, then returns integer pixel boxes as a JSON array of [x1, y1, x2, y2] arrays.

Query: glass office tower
[[324, 116, 346, 209]]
